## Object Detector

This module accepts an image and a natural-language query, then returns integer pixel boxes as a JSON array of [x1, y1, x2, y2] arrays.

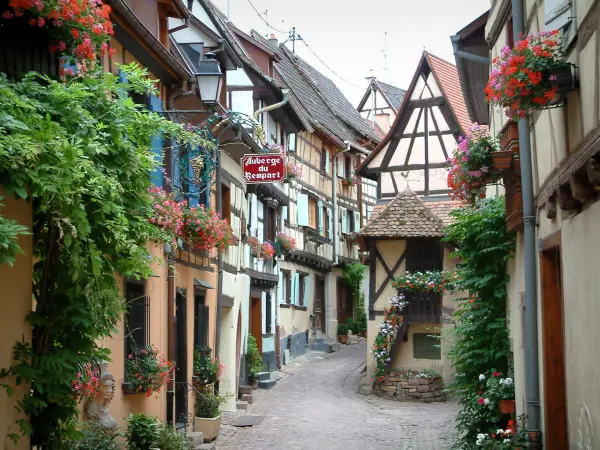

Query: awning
[[194, 278, 215, 290]]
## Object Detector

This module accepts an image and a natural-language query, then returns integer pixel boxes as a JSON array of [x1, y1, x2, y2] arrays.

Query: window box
[[491, 150, 514, 171], [122, 382, 139, 395]]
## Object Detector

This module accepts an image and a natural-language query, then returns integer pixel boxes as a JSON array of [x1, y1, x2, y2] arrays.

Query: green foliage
[[342, 263, 367, 331], [68, 422, 121, 450], [442, 197, 516, 448], [195, 387, 231, 419], [153, 424, 194, 450], [345, 318, 359, 335], [193, 347, 223, 383], [337, 324, 349, 336], [125, 413, 161, 450], [247, 335, 263, 379], [0, 195, 29, 266], [0, 64, 206, 448]]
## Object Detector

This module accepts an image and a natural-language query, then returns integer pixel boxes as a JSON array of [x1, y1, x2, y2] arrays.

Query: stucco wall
[[0, 190, 32, 450]]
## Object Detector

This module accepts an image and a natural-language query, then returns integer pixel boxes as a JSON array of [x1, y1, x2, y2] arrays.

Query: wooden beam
[[374, 246, 407, 300], [400, 130, 456, 139], [557, 184, 580, 211], [363, 162, 448, 174], [424, 106, 429, 195], [404, 108, 424, 165], [408, 97, 445, 107], [569, 173, 595, 202], [428, 107, 450, 160], [545, 194, 557, 219]]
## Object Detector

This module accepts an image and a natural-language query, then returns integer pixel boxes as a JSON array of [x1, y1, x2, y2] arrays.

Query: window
[[194, 289, 209, 349], [348, 210, 355, 233], [221, 183, 231, 222], [344, 156, 352, 178], [266, 206, 276, 241], [288, 133, 296, 152], [282, 271, 292, 304], [298, 273, 307, 307], [322, 205, 329, 238], [125, 280, 150, 357], [308, 198, 317, 229], [506, 18, 514, 48], [412, 333, 441, 360], [320, 149, 328, 173]]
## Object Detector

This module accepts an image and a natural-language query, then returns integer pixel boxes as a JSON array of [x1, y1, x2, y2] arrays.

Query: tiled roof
[[425, 52, 471, 135], [359, 188, 446, 238], [376, 80, 406, 112], [424, 200, 464, 226]]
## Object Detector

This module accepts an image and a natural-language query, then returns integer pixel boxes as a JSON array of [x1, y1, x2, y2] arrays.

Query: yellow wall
[[0, 190, 32, 450]]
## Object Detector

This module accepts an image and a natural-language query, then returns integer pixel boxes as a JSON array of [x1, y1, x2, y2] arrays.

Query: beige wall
[[0, 190, 32, 450]]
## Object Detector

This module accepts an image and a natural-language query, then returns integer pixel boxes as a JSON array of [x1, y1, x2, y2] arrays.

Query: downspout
[[450, 34, 491, 64], [251, 91, 290, 369], [253, 89, 290, 120], [511, 0, 541, 447], [332, 141, 353, 265], [166, 249, 175, 424]]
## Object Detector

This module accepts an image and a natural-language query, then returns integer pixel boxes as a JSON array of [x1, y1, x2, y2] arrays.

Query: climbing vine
[[442, 197, 516, 449], [342, 263, 367, 332], [0, 64, 206, 448]]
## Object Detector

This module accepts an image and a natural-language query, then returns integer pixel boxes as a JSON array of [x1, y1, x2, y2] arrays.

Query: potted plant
[[185, 205, 237, 253], [193, 347, 224, 388], [337, 324, 349, 344], [479, 369, 516, 415], [447, 125, 500, 205], [274, 232, 297, 255], [491, 150, 514, 171], [284, 159, 302, 184], [124, 346, 174, 397], [247, 335, 263, 388], [193, 387, 232, 442], [485, 30, 575, 120], [342, 175, 361, 187]]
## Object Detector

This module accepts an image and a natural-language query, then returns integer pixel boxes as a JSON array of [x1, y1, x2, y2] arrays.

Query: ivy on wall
[[442, 197, 516, 449], [0, 64, 206, 447]]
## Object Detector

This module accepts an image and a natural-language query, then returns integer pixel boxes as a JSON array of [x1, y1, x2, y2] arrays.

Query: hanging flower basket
[[185, 205, 237, 252], [274, 232, 296, 254], [247, 237, 275, 260], [447, 125, 500, 205], [125, 346, 174, 397], [485, 30, 576, 120]]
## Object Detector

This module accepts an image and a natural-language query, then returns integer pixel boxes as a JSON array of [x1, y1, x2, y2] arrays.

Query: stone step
[[308, 341, 340, 353], [258, 379, 276, 390], [256, 371, 270, 381], [238, 385, 253, 396], [186, 431, 204, 446], [236, 400, 249, 411], [241, 393, 253, 403], [195, 443, 216, 450]]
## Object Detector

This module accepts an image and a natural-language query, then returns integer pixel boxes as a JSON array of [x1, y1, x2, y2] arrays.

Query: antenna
[[288, 27, 303, 53], [384, 31, 387, 72]]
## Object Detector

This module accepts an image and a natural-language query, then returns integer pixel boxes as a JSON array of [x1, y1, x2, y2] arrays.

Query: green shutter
[[297, 193, 309, 226], [354, 211, 361, 232]]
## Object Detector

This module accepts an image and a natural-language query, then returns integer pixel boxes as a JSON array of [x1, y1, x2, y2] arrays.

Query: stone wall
[[374, 374, 445, 403]]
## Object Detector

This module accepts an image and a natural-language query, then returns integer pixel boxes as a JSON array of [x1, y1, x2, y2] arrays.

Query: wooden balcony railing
[[495, 121, 524, 231], [403, 291, 441, 323]]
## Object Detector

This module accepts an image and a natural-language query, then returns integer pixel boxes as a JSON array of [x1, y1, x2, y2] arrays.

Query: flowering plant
[[485, 30, 567, 120], [262, 241, 275, 259], [1, 0, 114, 73], [71, 362, 101, 401], [475, 415, 529, 448], [476, 369, 515, 408], [447, 125, 500, 204], [193, 348, 225, 383], [125, 346, 174, 397], [247, 237, 275, 259], [265, 143, 284, 153], [185, 205, 237, 252], [392, 270, 460, 294], [371, 294, 408, 383], [148, 187, 187, 244], [284, 159, 302, 181], [275, 232, 296, 252]]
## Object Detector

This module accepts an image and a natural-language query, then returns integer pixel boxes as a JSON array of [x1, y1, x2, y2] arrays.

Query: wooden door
[[174, 290, 188, 427], [250, 296, 262, 354], [337, 279, 352, 324], [540, 239, 568, 449], [314, 277, 326, 332]]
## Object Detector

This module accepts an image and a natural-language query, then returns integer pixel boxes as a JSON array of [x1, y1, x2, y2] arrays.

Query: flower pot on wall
[[491, 150, 514, 170], [338, 335, 349, 344], [499, 399, 516, 414], [194, 415, 221, 441]]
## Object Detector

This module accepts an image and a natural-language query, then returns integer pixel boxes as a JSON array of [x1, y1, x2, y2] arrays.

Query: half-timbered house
[[357, 77, 406, 135], [454, 1, 600, 446]]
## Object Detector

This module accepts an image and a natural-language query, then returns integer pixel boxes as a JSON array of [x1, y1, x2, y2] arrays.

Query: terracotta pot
[[491, 150, 514, 170], [338, 335, 349, 344], [194, 415, 221, 441], [499, 399, 516, 414]]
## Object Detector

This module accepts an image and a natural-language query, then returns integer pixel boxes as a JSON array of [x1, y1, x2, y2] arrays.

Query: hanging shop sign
[[242, 154, 285, 184]]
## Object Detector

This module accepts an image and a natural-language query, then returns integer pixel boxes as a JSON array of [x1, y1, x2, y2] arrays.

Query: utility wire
[[244, 0, 288, 34], [300, 38, 364, 89]]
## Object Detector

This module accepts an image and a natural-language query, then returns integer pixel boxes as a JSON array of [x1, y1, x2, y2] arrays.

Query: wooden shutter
[[148, 94, 164, 188], [125, 281, 150, 356], [327, 207, 333, 240], [545, 0, 572, 31], [297, 193, 309, 226], [286, 273, 292, 304], [317, 200, 324, 234], [354, 211, 361, 232], [303, 275, 311, 309], [412, 333, 441, 360]]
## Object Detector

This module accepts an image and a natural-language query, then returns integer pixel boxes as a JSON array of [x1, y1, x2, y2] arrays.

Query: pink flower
[[478, 397, 485, 405]]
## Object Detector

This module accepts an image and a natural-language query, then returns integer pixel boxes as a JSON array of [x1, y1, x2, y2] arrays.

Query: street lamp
[[195, 52, 222, 105]]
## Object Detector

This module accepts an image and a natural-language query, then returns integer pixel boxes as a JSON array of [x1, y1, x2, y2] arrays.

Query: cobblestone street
[[217, 342, 457, 450]]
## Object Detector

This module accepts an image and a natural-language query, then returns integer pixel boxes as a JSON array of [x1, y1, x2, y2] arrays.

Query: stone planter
[[194, 415, 221, 442], [374, 373, 446, 403], [499, 399, 516, 414], [338, 335, 349, 344]]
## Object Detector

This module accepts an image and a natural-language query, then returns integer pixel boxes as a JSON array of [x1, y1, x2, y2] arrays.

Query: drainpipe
[[512, 0, 541, 447], [332, 141, 353, 265], [166, 249, 175, 424], [253, 89, 290, 120], [450, 35, 491, 64]]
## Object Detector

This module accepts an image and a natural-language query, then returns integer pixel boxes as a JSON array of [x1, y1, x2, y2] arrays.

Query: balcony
[[402, 291, 441, 323], [246, 254, 278, 287]]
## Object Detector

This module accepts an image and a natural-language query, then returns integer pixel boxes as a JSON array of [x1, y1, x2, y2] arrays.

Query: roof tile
[[376, 80, 406, 112]]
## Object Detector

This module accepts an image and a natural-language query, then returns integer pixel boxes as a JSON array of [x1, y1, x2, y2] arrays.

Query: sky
[[212, 0, 490, 106]]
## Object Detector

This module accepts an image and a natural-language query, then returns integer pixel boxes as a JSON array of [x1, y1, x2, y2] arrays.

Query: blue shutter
[[327, 207, 333, 240], [148, 94, 164, 188], [297, 193, 309, 226], [317, 200, 324, 235], [354, 211, 361, 232], [303, 275, 311, 309], [171, 141, 181, 194], [291, 273, 298, 305], [187, 145, 200, 207], [341, 208, 348, 234]]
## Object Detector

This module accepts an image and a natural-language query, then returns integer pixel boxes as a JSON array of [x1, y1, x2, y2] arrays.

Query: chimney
[[268, 33, 278, 48]]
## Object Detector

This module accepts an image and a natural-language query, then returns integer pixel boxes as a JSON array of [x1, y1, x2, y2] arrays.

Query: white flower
[[497, 429, 504, 435], [504, 429, 512, 435], [476, 433, 486, 439], [479, 374, 485, 381], [503, 439, 510, 443], [504, 377, 513, 385], [484, 398, 490, 405]]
